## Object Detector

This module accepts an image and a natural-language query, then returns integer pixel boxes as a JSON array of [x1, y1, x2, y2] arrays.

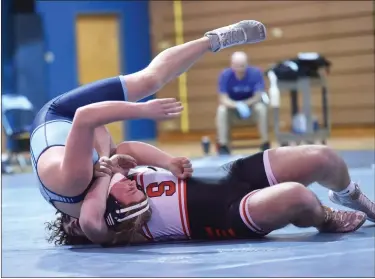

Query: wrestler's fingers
[[181, 170, 193, 179], [162, 101, 182, 110], [163, 112, 182, 119], [96, 161, 111, 170], [184, 167, 193, 174], [99, 165, 112, 175], [101, 158, 112, 165], [164, 105, 183, 114], [176, 173, 186, 179], [180, 157, 191, 163], [115, 155, 137, 165], [119, 159, 137, 168], [159, 98, 177, 104]]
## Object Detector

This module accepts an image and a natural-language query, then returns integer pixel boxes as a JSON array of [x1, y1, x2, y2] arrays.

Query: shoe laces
[[330, 208, 348, 223], [221, 28, 245, 47], [326, 207, 353, 228]]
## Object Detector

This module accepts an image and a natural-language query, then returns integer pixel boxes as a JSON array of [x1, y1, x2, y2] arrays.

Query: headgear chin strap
[[104, 194, 150, 228]]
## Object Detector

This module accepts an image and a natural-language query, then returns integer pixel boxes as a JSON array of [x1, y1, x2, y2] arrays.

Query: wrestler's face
[[62, 215, 84, 236], [110, 178, 146, 206]]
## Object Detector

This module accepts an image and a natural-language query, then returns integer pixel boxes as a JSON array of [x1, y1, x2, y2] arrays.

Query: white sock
[[335, 181, 357, 196]]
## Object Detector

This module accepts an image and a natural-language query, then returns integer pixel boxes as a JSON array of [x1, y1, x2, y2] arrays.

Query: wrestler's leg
[[266, 145, 349, 190], [124, 37, 210, 102], [241, 182, 366, 234], [124, 20, 266, 102], [265, 145, 375, 221]]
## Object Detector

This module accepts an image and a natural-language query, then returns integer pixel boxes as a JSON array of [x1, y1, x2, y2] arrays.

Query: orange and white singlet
[[129, 152, 272, 242], [132, 168, 191, 242]]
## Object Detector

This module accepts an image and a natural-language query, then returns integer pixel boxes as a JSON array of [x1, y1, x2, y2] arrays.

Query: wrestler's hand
[[142, 98, 183, 120], [109, 154, 137, 176], [94, 156, 112, 178], [168, 157, 193, 179]]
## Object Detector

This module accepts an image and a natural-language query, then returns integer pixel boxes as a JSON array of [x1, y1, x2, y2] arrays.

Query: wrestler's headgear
[[104, 191, 150, 229]]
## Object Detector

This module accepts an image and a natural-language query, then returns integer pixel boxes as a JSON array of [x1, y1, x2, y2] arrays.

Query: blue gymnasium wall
[[2, 0, 47, 107], [1, 0, 15, 150], [2, 0, 48, 150], [1, 0, 15, 94], [36, 1, 156, 141]]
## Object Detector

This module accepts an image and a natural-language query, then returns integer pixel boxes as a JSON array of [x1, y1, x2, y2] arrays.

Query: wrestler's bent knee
[[282, 182, 319, 212], [305, 145, 338, 173]]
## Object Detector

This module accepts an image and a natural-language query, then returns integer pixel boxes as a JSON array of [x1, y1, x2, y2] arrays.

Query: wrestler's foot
[[329, 184, 375, 222], [205, 20, 266, 52], [318, 206, 366, 233]]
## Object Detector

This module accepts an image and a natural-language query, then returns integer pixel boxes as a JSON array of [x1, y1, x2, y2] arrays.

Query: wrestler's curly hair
[[45, 207, 152, 246], [45, 211, 92, 246]]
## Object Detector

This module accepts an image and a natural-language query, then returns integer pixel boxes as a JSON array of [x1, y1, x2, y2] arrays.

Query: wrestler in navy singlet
[[30, 76, 127, 207]]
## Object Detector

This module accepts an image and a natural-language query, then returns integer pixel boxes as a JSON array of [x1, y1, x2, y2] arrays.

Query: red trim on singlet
[[241, 191, 264, 234], [178, 179, 189, 239], [138, 172, 154, 241], [182, 179, 191, 238], [131, 173, 152, 241]]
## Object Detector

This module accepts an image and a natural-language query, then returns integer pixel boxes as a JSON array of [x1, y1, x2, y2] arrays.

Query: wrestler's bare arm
[[94, 126, 115, 158], [79, 174, 115, 244], [61, 100, 182, 180], [115, 141, 174, 170], [114, 142, 193, 179]]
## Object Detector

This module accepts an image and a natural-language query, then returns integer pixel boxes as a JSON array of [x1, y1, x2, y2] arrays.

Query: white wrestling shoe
[[205, 20, 266, 52], [328, 184, 375, 222]]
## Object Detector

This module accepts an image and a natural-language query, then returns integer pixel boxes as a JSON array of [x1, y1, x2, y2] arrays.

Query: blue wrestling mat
[[2, 151, 375, 277]]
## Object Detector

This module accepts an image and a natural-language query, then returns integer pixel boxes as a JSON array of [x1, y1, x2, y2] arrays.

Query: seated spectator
[[216, 51, 270, 154]]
